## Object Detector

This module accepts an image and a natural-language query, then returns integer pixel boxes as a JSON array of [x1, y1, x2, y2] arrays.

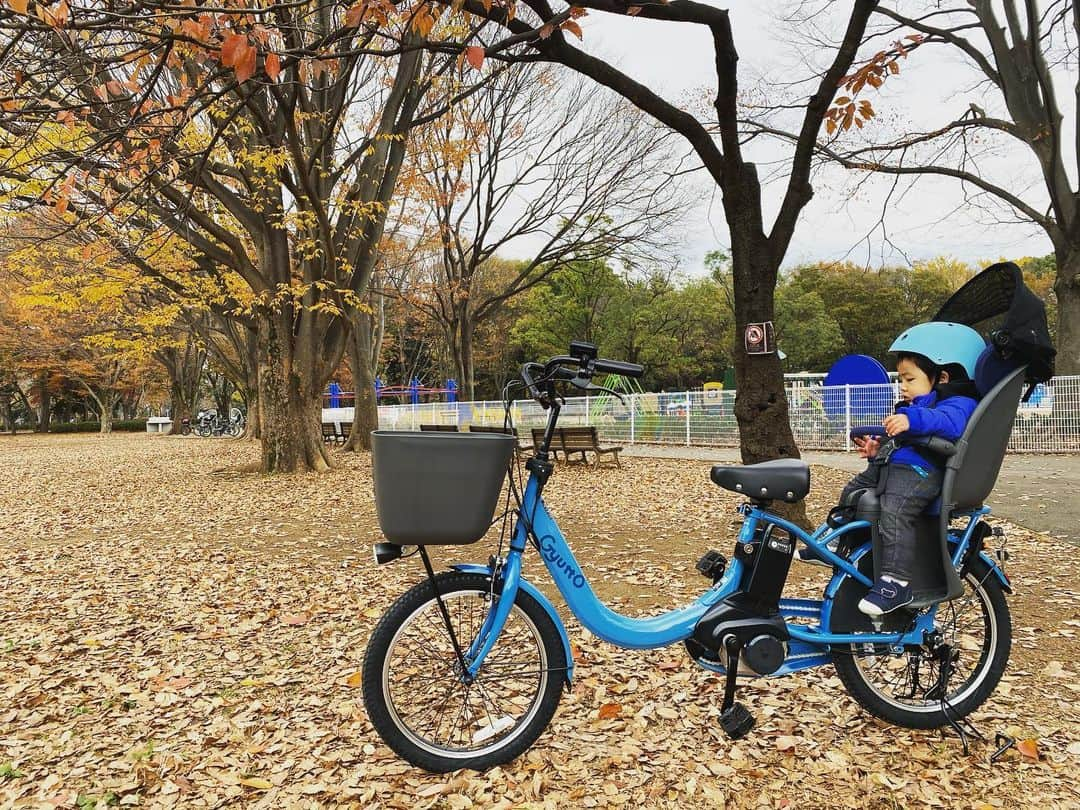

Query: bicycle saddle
[[710, 459, 810, 503]]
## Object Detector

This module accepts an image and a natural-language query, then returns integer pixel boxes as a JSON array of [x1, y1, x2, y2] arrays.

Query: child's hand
[[883, 413, 910, 436], [854, 436, 880, 459]]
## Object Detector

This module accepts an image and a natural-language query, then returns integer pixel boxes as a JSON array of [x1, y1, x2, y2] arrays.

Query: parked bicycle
[[193, 408, 244, 437], [361, 267, 1052, 773]]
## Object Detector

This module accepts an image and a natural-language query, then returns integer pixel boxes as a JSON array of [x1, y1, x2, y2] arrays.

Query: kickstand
[[931, 643, 985, 756]]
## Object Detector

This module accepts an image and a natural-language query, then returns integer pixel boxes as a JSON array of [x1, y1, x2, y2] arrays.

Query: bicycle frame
[[454, 461, 1003, 683]]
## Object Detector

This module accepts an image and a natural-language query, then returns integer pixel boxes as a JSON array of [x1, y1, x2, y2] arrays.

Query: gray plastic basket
[[371, 430, 515, 545]]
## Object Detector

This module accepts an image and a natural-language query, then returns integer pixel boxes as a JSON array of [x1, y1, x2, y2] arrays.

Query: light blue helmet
[[888, 322, 986, 379]]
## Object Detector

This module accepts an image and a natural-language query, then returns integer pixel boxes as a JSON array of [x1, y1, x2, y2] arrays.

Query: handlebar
[[520, 349, 644, 408], [594, 358, 644, 378]]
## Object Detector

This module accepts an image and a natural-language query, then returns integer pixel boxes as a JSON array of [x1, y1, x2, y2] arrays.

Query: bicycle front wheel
[[362, 571, 566, 773]]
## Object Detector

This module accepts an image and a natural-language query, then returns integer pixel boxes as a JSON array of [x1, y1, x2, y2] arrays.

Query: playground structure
[[323, 378, 459, 409]]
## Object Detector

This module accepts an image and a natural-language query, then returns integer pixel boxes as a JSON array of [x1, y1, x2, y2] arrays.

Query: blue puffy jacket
[[890, 390, 978, 470]]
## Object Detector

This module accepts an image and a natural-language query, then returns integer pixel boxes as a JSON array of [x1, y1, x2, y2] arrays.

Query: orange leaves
[[264, 52, 281, 82], [410, 3, 440, 37], [345, 3, 366, 27], [465, 46, 485, 70], [38, 0, 68, 28], [219, 33, 258, 84], [1016, 738, 1041, 760], [7, 0, 29, 13], [596, 702, 622, 720], [219, 34, 248, 68], [561, 20, 583, 40], [825, 34, 921, 137]]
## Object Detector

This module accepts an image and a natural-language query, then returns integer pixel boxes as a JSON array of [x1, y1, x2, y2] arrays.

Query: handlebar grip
[[594, 358, 644, 378]]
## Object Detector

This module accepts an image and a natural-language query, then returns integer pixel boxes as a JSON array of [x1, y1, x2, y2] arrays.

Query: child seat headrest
[[973, 345, 1023, 398]]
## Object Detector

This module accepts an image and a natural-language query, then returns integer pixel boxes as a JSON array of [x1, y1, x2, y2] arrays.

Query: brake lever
[[572, 379, 625, 405]]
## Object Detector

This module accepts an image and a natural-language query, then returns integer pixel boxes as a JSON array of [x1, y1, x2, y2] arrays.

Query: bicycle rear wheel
[[362, 571, 566, 773], [833, 558, 1011, 728]]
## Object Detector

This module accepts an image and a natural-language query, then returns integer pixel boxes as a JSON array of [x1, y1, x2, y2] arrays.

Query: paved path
[[623, 445, 1080, 545]]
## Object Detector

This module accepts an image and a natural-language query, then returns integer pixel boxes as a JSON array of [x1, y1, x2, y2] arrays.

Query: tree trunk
[[99, 399, 115, 434], [35, 373, 50, 432], [0, 393, 13, 433], [1053, 248, 1080, 376], [168, 377, 193, 435], [459, 316, 476, 401], [724, 166, 801, 465], [344, 311, 379, 452], [257, 311, 331, 473], [242, 327, 261, 440], [13, 383, 37, 431], [725, 164, 807, 527]]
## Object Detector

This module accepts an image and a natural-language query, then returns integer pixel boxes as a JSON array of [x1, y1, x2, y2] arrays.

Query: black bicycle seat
[[710, 459, 810, 503]]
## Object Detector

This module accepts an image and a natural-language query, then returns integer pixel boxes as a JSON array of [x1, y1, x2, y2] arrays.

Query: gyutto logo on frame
[[539, 535, 586, 589]]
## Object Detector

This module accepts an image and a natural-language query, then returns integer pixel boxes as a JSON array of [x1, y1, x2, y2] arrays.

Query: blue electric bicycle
[[360, 333, 1035, 773]]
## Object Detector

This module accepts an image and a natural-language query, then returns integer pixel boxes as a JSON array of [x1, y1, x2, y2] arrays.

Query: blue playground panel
[[821, 355, 894, 425]]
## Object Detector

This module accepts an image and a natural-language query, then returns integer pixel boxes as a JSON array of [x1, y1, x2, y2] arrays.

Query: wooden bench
[[559, 426, 622, 467], [469, 424, 532, 456], [321, 421, 353, 445], [420, 424, 459, 432], [529, 426, 621, 466]]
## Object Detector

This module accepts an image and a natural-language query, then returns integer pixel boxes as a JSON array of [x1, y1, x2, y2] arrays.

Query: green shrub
[[49, 420, 148, 433]]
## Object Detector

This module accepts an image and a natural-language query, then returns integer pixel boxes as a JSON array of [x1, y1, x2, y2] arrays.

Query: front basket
[[371, 430, 515, 545]]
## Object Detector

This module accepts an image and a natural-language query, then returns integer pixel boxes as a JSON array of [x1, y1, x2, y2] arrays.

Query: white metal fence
[[323, 375, 1080, 454]]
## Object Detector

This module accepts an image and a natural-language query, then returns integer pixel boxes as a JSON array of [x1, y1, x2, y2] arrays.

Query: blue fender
[[451, 564, 574, 683], [977, 550, 1012, 593]]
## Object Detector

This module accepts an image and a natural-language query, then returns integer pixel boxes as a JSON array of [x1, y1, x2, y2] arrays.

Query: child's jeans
[[841, 463, 944, 583]]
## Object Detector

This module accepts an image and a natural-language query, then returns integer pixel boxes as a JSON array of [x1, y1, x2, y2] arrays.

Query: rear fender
[[451, 563, 574, 683]]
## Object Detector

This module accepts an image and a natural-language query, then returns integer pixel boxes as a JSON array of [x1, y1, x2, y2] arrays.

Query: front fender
[[451, 563, 574, 683], [976, 550, 1012, 593]]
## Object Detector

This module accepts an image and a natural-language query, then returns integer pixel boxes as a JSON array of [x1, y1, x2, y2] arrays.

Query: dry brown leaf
[[1017, 738, 1040, 760], [597, 702, 622, 719], [0, 438, 1076, 808]]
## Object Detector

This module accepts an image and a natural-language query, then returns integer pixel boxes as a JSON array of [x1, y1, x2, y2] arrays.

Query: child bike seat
[[711, 459, 810, 503]]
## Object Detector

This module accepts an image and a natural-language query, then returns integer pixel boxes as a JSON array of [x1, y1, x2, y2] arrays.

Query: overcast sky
[[522, 2, 1073, 277]]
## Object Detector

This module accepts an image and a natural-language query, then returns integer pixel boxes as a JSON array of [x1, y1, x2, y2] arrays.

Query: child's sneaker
[[795, 539, 838, 567], [858, 577, 913, 616]]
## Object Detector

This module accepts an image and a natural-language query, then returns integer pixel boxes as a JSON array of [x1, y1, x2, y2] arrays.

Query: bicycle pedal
[[719, 701, 755, 739], [696, 550, 728, 581]]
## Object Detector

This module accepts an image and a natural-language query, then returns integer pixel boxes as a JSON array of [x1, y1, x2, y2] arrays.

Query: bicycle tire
[[362, 571, 565, 773], [833, 557, 1011, 728]]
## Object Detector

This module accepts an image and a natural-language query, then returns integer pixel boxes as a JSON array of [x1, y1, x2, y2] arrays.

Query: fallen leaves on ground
[[0, 434, 1078, 808]]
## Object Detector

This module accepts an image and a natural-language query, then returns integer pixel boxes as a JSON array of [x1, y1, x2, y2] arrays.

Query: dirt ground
[[0, 434, 1078, 809]]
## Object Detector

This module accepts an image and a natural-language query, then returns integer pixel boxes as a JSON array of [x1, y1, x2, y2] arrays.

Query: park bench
[[468, 424, 532, 456], [322, 421, 353, 445], [420, 424, 459, 432], [530, 426, 622, 467]]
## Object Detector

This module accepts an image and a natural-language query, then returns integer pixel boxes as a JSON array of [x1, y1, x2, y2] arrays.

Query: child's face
[[896, 357, 935, 402]]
